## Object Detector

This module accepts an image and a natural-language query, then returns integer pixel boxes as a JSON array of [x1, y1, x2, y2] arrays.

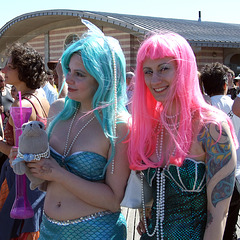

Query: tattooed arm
[[198, 121, 236, 240]]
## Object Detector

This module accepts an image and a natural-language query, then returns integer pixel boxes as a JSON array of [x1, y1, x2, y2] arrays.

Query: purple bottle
[[10, 106, 34, 219]]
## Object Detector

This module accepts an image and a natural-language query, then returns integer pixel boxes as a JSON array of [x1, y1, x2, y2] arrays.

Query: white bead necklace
[[142, 123, 172, 240], [165, 112, 180, 119], [111, 50, 117, 174], [156, 124, 164, 162], [166, 121, 180, 130], [142, 167, 162, 239], [165, 112, 180, 131], [62, 107, 95, 161]]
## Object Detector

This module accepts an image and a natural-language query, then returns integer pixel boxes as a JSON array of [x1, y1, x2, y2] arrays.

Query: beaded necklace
[[165, 112, 180, 131], [111, 50, 117, 174], [164, 112, 179, 119], [142, 118, 179, 240], [62, 107, 95, 161]]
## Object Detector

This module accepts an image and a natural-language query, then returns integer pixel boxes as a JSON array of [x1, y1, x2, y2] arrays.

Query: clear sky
[[1, 0, 240, 29]]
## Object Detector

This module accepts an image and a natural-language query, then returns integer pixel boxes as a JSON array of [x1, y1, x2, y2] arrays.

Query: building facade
[[0, 10, 240, 74]]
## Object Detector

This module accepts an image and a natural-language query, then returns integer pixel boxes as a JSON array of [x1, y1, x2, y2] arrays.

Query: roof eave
[[189, 40, 240, 48]]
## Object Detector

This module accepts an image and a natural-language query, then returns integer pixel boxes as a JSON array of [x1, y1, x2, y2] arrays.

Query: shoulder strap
[[23, 97, 38, 116], [24, 93, 48, 118]]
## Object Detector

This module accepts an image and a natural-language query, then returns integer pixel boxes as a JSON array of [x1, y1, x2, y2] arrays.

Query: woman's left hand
[[9, 146, 18, 167], [26, 157, 63, 182]]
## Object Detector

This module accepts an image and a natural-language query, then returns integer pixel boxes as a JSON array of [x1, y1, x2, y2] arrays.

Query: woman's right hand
[[137, 208, 152, 235], [137, 219, 146, 235], [9, 146, 18, 167], [27, 156, 64, 182]]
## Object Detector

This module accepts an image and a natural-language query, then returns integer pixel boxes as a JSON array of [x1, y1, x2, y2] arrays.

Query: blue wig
[[47, 20, 128, 174]]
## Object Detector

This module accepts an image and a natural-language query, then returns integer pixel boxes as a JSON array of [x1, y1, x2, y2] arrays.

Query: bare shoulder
[[47, 99, 65, 121], [116, 113, 131, 139], [198, 119, 233, 147], [117, 111, 131, 124], [209, 121, 232, 142], [11, 99, 19, 107]]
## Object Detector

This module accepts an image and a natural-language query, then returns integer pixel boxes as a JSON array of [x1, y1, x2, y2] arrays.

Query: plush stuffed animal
[[12, 121, 50, 190]]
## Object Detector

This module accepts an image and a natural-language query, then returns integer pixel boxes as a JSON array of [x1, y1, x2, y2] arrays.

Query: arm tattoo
[[198, 124, 232, 180], [198, 124, 235, 207], [211, 169, 235, 207]]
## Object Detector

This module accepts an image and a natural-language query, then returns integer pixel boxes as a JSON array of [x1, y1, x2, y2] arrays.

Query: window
[[64, 34, 80, 50]]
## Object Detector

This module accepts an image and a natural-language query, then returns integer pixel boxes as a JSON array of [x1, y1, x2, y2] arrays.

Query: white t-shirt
[[42, 82, 58, 105]]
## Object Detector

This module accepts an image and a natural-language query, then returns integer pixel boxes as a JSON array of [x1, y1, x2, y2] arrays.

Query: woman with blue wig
[[23, 19, 130, 239]]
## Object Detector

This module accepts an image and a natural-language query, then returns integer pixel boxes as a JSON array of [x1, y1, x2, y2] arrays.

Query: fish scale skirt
[[39, 211, 127, 240]]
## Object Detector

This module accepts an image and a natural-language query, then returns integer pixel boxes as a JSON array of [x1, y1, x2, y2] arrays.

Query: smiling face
[[66, 54, 99, 111], [143, 57, 177, 104]]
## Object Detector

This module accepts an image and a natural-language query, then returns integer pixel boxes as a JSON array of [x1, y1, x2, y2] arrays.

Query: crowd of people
[[0, 18, 239, 240]]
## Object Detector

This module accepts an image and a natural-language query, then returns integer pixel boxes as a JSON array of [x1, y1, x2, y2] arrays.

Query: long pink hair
[[128, 32, 238, 170]]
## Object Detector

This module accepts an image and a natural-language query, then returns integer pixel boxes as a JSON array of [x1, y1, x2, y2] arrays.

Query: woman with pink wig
[[129, 32, 238, 240]]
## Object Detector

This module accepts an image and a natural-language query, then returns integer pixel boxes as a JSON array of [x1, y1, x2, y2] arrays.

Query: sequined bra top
[[50, 147, 107, 181], [142, 158, 207, 240]]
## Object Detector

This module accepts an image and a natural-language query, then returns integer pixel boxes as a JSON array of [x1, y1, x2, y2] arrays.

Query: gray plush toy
[[12, 121, 50, 190]]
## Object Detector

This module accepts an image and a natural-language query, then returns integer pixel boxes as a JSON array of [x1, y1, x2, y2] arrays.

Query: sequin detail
[[50, 147, 107, 181], [39, 211, 127, 240], [45, 210, 113, 225], [141, 158, 207, 240]]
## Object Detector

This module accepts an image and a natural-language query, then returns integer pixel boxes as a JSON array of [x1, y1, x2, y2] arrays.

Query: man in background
[[47, 60, 67, 98], [201, 62, 240, 240]]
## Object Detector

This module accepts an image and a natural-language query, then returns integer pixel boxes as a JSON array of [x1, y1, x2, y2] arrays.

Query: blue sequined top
[[50, 147, 107, 181], [141, 158, 207, 240]]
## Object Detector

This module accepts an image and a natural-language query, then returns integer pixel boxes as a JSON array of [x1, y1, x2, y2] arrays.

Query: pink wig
[[129, 32, 238, 170]]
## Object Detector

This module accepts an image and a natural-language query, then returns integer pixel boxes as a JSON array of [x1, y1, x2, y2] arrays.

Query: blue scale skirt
[[39, 211, 127, 240]]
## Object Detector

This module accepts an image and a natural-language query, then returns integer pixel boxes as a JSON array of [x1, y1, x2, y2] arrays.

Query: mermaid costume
[[141, 158, 207, 240], [39, 147, 127, 240]]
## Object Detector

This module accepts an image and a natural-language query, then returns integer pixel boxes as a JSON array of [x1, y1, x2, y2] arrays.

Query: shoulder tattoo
[[198, 124, 235, 206], [198, 124, 232, 180]]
